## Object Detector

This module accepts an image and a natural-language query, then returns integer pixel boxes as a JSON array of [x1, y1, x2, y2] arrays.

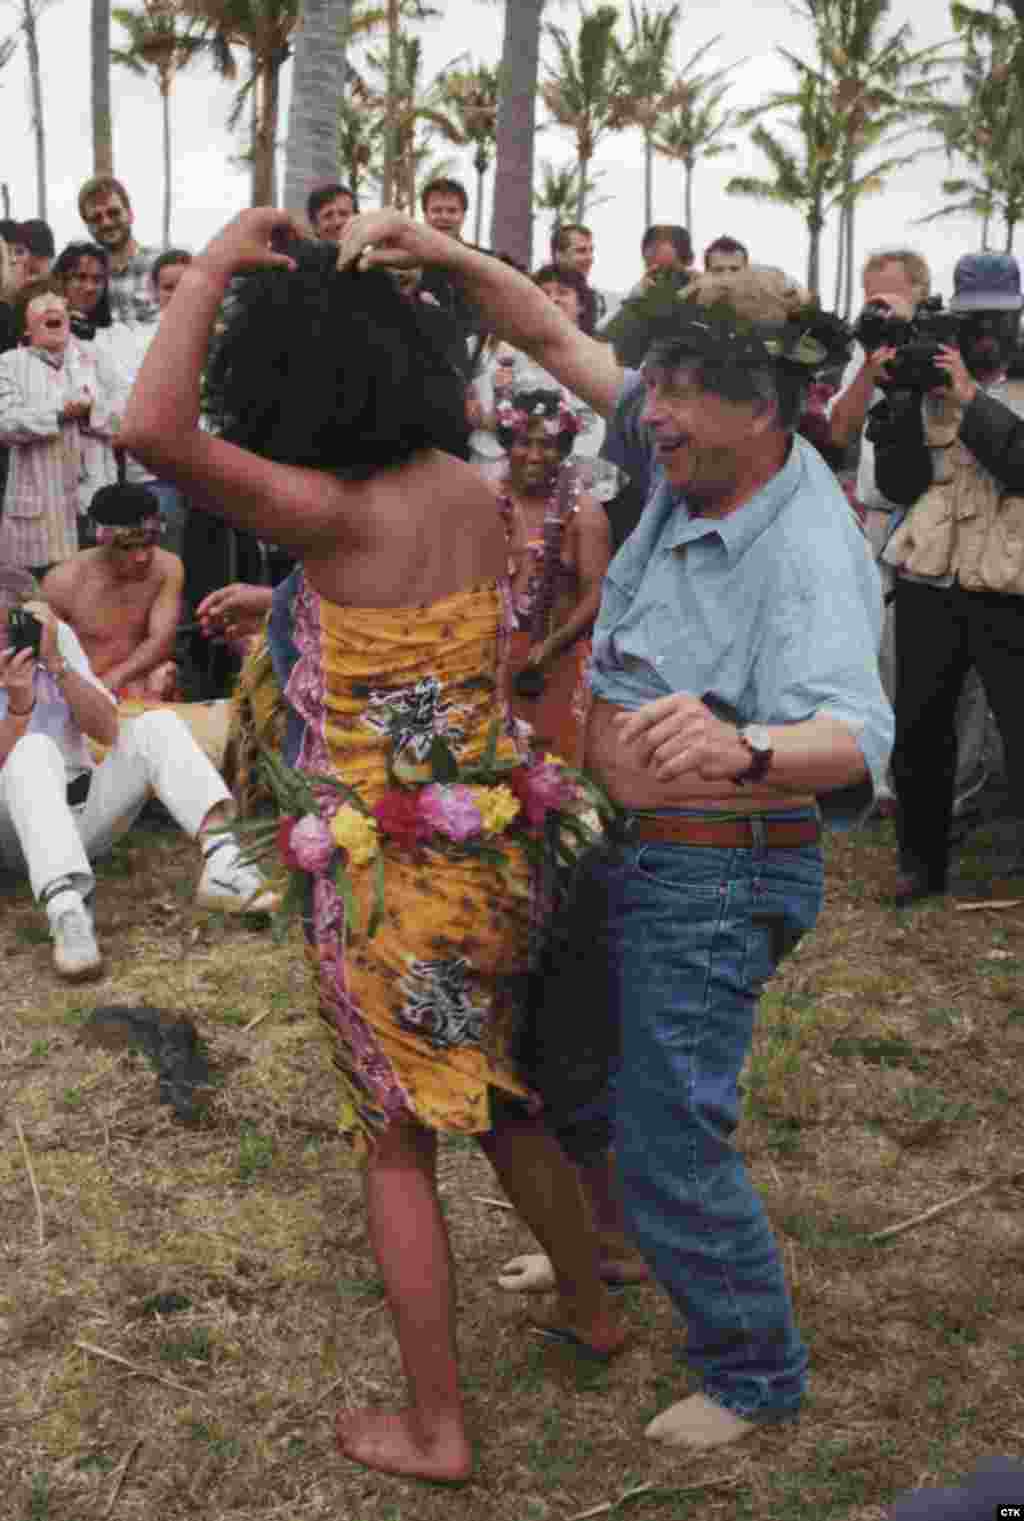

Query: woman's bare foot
[[527, 1298, 628, 1361], [336, 1408, 473, 1482], [498, 1250, 650, 1293]]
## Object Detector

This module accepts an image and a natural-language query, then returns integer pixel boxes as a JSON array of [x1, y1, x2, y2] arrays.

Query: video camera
[[853, 296, 962, 391]]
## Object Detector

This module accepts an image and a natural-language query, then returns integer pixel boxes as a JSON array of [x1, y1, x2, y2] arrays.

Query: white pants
[[0, 711, 232, 901]]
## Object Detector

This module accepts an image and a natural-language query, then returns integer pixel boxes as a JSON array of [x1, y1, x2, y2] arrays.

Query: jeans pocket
[[633, 843, 731, 898]]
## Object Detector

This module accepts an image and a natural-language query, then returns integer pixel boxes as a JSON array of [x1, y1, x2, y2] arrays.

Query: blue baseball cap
[[949, 252, 1023, 312]]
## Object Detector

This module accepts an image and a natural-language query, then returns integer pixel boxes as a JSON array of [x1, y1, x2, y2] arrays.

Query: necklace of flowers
[[228, 720, 618, 943]]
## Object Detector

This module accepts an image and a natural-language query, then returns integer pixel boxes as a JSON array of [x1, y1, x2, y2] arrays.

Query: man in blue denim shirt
[[340, 214, 893, 1451]]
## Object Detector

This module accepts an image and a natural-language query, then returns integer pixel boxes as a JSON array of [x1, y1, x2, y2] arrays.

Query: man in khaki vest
[[872, 252, 1024, 902]]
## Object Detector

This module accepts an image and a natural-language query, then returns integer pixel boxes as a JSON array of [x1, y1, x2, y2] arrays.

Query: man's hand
[[614, 694, 751, 783], [336, 210, 454, 275], [863, 346, 898, 386], [60, 397, 92, 424], [24, 600, 59, 666], [196, 208, 306, 283], [0, 645, 36, 714], [196, 582, 272, 643], [932, 345, 978, 407]]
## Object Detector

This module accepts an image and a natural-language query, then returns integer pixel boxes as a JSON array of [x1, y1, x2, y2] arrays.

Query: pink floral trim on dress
[[288, 575, 413, 1127]]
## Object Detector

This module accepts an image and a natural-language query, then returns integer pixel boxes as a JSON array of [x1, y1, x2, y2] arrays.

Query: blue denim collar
[[660, 435, 804, 566]]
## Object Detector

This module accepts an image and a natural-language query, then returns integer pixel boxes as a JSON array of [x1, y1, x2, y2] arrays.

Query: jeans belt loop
[[750, 815, 767, 852]]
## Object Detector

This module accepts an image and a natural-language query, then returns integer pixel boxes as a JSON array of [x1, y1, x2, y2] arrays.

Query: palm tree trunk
[[91, 0, 113, 176], [576, 151, 590, 223], [283, 0, 353, 215], [843, 197, 856, 319], [490, 0, 544, 268], [807, 205, 823, 300], [684, 157, 694, 238], [474, 155, 486, 246], [22, 0, 47, 217], [162, 80, 172, 246], [1005, 217, 1015, 254], [381, 0, 400, 207], [833, 203, 845, 313], [644, 132, 653, 228], [252, 59, 277, 206]]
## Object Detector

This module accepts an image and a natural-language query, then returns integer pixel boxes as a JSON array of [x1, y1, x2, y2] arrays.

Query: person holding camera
[[0, 567, 277, 981], [870, 252, 1024, 902]]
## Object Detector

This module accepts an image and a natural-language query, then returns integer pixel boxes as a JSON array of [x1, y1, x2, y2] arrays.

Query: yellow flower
[[469, 784, 521, 836], [330, 803, 379, 866], [544, 752, 568, 769]]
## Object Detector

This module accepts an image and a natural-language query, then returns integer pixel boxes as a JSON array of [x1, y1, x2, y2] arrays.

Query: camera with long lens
[[853, 296, 961, 391]]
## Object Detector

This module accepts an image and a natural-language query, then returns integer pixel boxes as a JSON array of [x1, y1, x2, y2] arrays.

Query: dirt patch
[[2, 816, 1023, 1520]]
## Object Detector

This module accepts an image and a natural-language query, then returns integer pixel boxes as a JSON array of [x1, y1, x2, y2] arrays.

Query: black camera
[[6, 608, 43, 657], [854, 296, 961, 391]]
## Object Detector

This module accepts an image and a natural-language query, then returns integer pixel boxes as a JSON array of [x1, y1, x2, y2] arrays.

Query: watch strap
[[733, 727, 773, 786]]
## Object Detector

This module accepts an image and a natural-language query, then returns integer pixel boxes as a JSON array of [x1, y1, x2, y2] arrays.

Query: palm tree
[[363, 31, 465, 212], [489, 0, 545, 266], [281, 0, 354, 214], [441, 62, 500, 245], [727, 63, 843, 297], [533, 157, 608, 248], [336, 89, 382, 200], [650, 38, 738, 243], [794, 1, 950, 318], [610, 1, 679, 228], [541, 3, 622, 223], [182, 0, 302, 206], [925, 1, 1024, 252], [112, 3, 206, 244], [92, 0, 114, 174]]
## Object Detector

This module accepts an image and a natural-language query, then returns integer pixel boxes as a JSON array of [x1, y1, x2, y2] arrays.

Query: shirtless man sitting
[[42, 482, 183, 700]]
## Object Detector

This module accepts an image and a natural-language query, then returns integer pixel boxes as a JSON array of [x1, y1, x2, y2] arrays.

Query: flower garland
[[495, 396, 583, 440], [232, 721, 615, 942]]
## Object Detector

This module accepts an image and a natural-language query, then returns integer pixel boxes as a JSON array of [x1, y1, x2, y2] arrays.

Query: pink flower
[[288, 813, 336, 874], [510, 761, 576, 829], [417, 783, 483, 843]]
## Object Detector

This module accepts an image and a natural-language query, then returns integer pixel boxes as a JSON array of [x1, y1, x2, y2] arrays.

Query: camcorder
[[853, 296, 962, 391], [6, 608, 44, 658]]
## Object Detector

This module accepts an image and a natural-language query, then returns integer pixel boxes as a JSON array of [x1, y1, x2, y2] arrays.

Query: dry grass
[[2, 813, 1023, 1521]]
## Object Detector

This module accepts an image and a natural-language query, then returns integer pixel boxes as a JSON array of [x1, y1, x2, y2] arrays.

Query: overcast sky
[[0, 0, 990, 304]]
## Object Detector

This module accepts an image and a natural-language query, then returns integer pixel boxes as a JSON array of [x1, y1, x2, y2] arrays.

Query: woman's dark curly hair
[[53, 241, 112, 330], [203, 239, 470, 478], [495, 387, 577, 457]]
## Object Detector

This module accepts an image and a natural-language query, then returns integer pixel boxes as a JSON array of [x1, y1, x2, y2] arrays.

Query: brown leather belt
[[630, 816, 821, 849]]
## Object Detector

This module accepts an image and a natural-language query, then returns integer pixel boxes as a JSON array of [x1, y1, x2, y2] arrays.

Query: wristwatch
[[733, 724, 773, 786]]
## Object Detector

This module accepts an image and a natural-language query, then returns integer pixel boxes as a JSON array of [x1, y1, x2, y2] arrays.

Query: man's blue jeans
[[595, 821, 824, 1420]]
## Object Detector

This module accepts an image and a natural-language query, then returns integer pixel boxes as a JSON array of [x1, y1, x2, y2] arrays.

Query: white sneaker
[[51, 903, 103, 982], [196, 849, 279, 914]]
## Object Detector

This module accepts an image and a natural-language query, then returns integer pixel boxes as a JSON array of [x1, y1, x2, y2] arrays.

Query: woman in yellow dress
[[120, 209, 623, 1485]]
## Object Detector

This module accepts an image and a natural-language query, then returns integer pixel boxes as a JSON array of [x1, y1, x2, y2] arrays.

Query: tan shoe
[[644, 1393, 755, 1450]]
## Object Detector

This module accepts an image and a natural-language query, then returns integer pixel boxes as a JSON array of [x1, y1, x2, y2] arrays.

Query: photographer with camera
[[0, 566, 277, 981], [869, 252, 1024, 902]]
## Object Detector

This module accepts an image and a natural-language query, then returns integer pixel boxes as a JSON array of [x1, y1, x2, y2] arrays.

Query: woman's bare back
[[302, 450, 507, 610]]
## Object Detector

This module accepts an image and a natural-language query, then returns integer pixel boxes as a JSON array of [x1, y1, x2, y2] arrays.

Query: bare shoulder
[[153, 547, 185, 588], [42, 550, 98, 606]]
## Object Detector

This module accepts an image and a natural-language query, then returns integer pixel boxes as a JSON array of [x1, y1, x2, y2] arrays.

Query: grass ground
[[2, 813, 1023, 1521]]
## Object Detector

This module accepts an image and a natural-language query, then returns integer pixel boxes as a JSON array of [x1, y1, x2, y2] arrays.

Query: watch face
[[744, 724, 772, 754]]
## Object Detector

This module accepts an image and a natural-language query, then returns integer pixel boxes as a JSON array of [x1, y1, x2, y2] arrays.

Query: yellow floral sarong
[[287, 574, 531, 1149]]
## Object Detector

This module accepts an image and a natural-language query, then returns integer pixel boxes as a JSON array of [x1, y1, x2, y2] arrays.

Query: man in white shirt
[[0, 569, 276, 981]]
